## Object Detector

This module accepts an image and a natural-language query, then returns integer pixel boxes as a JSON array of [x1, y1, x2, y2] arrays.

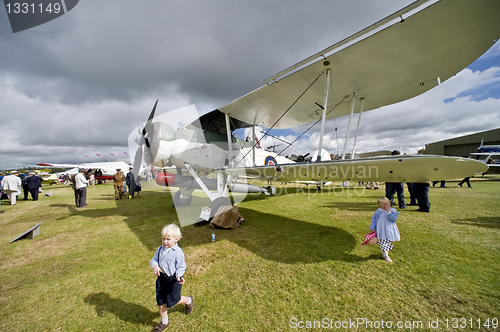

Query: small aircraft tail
[[312, 148, 332, 162]]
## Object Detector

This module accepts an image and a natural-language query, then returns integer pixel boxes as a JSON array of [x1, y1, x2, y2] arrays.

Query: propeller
[[133, 100, 159, 184], [297, 153, 310, 162]]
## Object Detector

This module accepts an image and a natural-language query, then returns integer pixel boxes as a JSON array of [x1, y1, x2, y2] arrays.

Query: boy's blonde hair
[[378, 196, 391, 208], [161, 224, 182, 240]]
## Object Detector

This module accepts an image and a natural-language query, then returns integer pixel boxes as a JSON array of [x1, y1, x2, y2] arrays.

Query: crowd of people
[[68, 167, 142, 208], [0, 166, 145, 209], [0, 171, 44, 206]]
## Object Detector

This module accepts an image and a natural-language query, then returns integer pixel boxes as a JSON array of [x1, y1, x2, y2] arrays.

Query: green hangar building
[[425, 128, 500, 157]]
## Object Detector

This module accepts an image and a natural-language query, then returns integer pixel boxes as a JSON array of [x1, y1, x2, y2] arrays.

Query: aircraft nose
[[144, 122, 175, 166]]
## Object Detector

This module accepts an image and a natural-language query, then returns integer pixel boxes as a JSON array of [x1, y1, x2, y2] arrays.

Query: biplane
[[37, 161, 134, 181], [130, 0, 497, 221]]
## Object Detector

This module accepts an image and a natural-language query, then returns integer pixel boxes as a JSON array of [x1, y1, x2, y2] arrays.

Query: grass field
[[1, 177, 499, 332]]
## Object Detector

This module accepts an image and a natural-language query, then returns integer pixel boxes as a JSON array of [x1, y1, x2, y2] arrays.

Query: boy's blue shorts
[[156, 273, 182, 308]]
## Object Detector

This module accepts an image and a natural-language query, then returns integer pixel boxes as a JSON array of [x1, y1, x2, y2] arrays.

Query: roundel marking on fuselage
[[265, 156, 277, 166]]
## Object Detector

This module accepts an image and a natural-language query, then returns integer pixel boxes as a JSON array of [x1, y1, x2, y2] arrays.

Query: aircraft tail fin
[[312, 148, 332, 162]]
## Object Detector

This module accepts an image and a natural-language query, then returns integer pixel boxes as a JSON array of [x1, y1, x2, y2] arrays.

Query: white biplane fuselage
[[141, 122, 294, 173]]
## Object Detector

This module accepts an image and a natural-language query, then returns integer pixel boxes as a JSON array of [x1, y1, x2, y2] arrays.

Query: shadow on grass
[[84, 292, 157, 327], [52, 191, 369, 263], [451, 217, 500, 229], [183, 207, 371, 264], [50, 191, 176, 250]]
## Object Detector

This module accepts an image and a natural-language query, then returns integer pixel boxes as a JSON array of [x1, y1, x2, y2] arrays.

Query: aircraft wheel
[[209, 197, 232, 219], [173, 190, 192, 207]]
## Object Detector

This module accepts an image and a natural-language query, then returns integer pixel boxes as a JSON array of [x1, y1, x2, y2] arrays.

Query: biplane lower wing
[[225, 155, 488, 183]]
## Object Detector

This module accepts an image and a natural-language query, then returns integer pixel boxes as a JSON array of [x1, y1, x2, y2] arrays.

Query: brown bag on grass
[[210, 205, 244, 229]]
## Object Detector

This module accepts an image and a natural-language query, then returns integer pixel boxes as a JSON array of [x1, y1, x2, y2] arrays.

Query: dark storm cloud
[[2, 0, 414, 106], [0, 0, 498, 169]]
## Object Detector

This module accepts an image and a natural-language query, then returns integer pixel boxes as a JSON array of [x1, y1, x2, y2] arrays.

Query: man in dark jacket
[[26, 172, 43, 201], [125, 167, 136, 199]]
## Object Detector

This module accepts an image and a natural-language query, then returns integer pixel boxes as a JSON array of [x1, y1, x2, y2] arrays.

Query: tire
[[209, 197, 232, 219], [173, 190, 192, 207]]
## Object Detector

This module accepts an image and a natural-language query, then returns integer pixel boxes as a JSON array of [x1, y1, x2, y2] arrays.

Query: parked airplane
[[477, 139, 500, 154], [37, 161, 134, 181], [468, 154, 500, 175], [37, 172, 59, 184], [131, 0, 495, 217], [467, 139, 500, 174], [469, 139, 500, 174]]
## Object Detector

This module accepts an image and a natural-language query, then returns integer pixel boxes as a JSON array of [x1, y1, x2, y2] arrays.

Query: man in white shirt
[[75, 168, 89, 207], [1, 171, 22, 205]]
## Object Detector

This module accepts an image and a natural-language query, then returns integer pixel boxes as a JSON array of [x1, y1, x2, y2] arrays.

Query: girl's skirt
[[378, 239, 393, 252]]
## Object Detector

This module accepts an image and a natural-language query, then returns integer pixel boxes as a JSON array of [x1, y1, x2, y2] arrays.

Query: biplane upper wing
[[218, 0, 500, 129]]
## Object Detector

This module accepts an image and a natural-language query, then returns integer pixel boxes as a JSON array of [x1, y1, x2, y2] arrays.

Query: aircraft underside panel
[[226, 155, 488, 183]]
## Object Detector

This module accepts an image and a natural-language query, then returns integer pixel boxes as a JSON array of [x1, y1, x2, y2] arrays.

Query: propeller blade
[[148, 99, 158, 122], [141, 100, 158, 149], [134, 124, 145, 145], [144, 99, 158, 135], [133, 145, 143, 183]]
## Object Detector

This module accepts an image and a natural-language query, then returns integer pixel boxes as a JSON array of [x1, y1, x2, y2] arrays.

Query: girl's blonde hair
[[161, 224, 182, 240], [378, 196, 391, 208]]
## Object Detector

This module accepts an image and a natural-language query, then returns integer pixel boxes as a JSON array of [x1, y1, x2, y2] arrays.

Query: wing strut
[[341, 93, 356, 160], [315, 69, 331, 162], [225, 113, 233, 166], [351, 97, 365, 158], [252, 124, 256, 166], [184, 163, 218, 201]]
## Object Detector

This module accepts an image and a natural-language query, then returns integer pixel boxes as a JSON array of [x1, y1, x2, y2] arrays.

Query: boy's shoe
[[154, 321, 170, 331], [185, 295, 194, 315], [382, 252, 393, 263]]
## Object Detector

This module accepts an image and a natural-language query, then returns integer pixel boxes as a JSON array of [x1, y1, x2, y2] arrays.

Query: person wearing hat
[[25, 171, 43, 201], [1, 171, 22, 205], [112, 168, 126, 200], [75, 168, 89, 207], [126, 167, 136, 199]]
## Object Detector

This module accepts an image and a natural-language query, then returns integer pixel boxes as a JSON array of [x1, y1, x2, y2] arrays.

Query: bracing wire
[[233, 72, 324, 166], [277, 94, 349, 157]]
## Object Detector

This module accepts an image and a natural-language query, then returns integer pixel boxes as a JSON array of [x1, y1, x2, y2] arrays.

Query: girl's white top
[[370, 208, 400, 242]]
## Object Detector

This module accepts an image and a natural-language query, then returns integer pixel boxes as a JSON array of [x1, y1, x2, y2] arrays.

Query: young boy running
[[150, 224, 194, 331]]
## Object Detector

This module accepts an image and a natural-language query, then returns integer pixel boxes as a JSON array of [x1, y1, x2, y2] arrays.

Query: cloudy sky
[[0, 0, 499, 170]]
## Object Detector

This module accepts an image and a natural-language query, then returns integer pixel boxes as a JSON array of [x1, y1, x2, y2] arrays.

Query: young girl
[[370, 196, 400, 262], [150, 224, 194, 331]]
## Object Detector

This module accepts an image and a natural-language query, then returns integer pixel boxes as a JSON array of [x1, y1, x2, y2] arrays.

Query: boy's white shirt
[[150, 244, 186, 278]]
